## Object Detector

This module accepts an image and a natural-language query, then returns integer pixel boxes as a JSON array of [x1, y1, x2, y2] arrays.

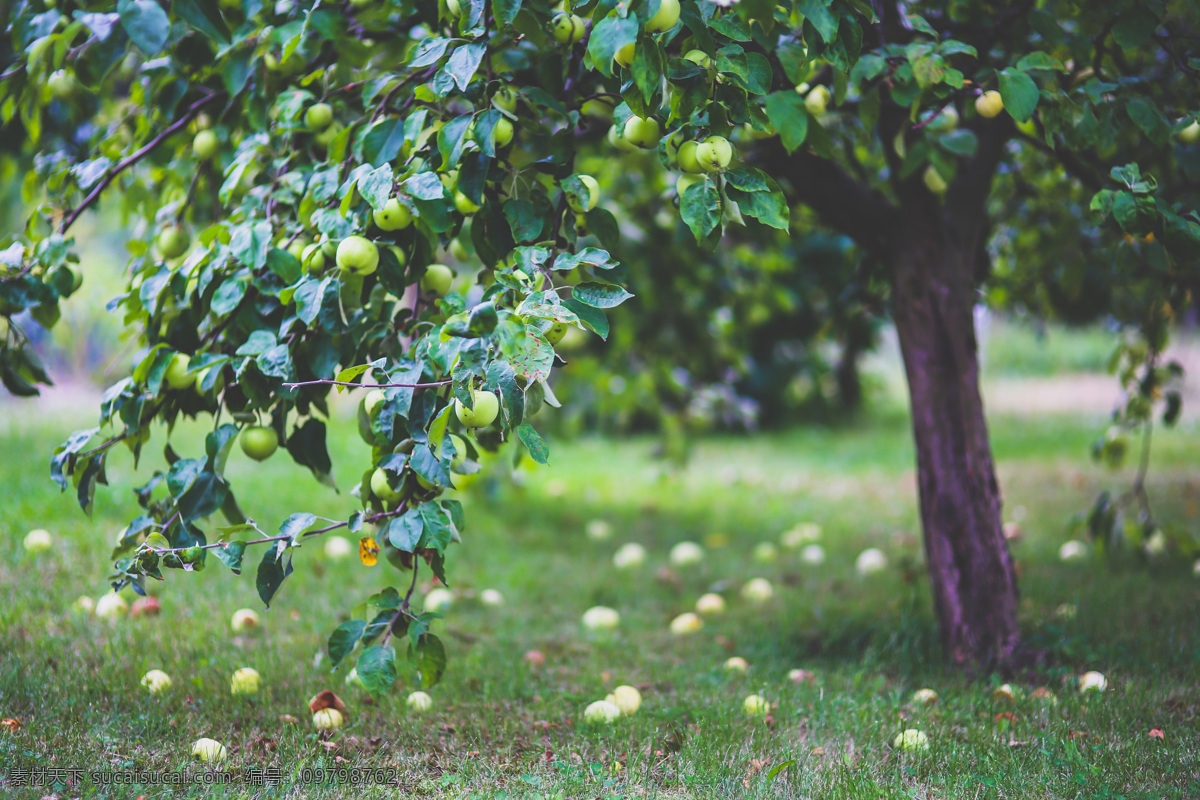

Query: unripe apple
[[407, 691, 433, 712], [492, 86, 518, 113], [926, 106, 958, 133], [567, 175, 600, 213], [669, 540, 704, 567], [314, 121, 342, 149], [230, 667, 260, 696], [695, 593, 725, 615], [336, 235, 379, 275], [491, 118, 514, 147], [893, 729, 930, 751], [454, 190, 481, 215], [669, 611, 703, 634], [743, 694, 768, 715], [614, 43, 635, 69], [305, 102, 334, 131], [313, 708, 344, 730], [48, 69, 76, 101], [753, 541, 778, 563], [545, 321, 569, 345], [164, 353, 195, 390], [193, 130, 219, 160], [805, 85, 831, 115], [586, 519, 612, 540], [623, 116, 661, 148], [301, 243, 326, 273], [23, 528, 53, 553], [741, 577, 773, 604], [550, 13, 586, 45], [421, 263, 454, 295], [370, 468, 403, 503], [157, 225, 190, 259], [992, 683, 1017, 703], [607, 124, 638, 152], [975, 90, 1004, 119], [676, 140, 703, 173], [801, 544, 826, 565], [479, 588, 504, 606], [724, 656, 749, 673], [455, 390, 499, 427], [584, 700, 621, 724], [1177, 118, 1200, 144], [1059, 540, 1087, 561], [96, 593, 128, 620], [581, 605, 620, 630], [373, 198, 413, 231], [1079, 670, 1107, 692], [230, 608, 260, 632], [922, 166, 948, 194], [74, 595, 95, 614], [424, 587, 453, 612], [683, 49, 712, 69], [912, 688, 939, 705], [645, 0, 680, 33], [613, 542, 646, 569], [446, 0, 462, 15], [239, 426, 278, 461], [605, 684, 642, 715], [191, 738, 227, 762], [141, 669, 172, 694], [855, 547, 888, 575], [324, 536, 352, 559]]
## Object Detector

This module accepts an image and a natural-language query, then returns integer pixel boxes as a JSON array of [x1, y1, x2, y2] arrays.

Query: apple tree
[[3, 0, 1199, 676]]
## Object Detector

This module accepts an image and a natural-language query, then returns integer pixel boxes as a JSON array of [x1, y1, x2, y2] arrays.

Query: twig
[[283, 378, 452, 390], [59, 93, 221, 234], [153, 505, 410, 555]]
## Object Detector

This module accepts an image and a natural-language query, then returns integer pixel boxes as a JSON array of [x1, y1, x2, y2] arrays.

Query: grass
[[979, 316, 1118, 379], [1, 398, 1199, 799]]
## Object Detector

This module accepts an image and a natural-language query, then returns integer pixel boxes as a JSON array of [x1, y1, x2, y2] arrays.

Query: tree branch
[[59, 93, 221, 234], [282, 378, 452, 390]]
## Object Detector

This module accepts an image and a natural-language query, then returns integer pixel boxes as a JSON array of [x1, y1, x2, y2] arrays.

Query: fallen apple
[[668, 541, 704, 567], [743, 694, 768, 715], [1059, 540, 1088, 562], [191, 737, 227, 762], [141, 669, 173, 694], [407, 691, 433, 712], [23, 528, 52, 554], [324, 536, 352, 559], [724, 656, 749, 673], [480, 589, 504, 606], [424, 587, 453, 612], [313, 708, 344, 730], [669, 611, 703, 635], [741, 578, 773, 604], [230, 608, 260, 633], [911, 688, 939, 705], [613, 542, 647, 569], [584, 699, 622, 724], [695, 593, 725, 615], [780, 522, 821, 548], [582, 605, 620, 630], [586, 519, 612, 540], [230, 667, 260, 696], [605, 685, 642, 715], [95, 593, 128, 620], [893, 729, 930, 751], [801, 545, 826, 565], [855, 548, 888, 576], [1079, 671, 1107, 693]]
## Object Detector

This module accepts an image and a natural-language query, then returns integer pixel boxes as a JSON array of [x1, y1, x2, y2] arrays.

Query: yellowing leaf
[[359, 536, 379, 566]]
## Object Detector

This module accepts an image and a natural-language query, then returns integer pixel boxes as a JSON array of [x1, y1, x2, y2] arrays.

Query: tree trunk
[[890, 213, 1020, 668]]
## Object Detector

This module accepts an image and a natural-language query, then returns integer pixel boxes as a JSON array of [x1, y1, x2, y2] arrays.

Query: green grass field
[[2, 396, 1199, 799]]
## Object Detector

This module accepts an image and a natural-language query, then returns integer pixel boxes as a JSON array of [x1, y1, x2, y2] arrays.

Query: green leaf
[[408, 37, 449, 68], [997, 68, 1039, 123], [416, 502, 454, 555], [172, 0, 231, 44], [1112, 7, 1158, 50], [1125, 98, 1172, 148], [356, 644, 398, 696], [728, 187, 789, 230], [493, 0, 522, 27], [912, 54, 946, 88], [764, 91, 809, 153], [571, 282, 634, 309], [362, 119, 406, 166], [504, 329, 555, 382], [328, 620, 366, 670], [516, 424, 549, 464], [410, 444, 452, 488], [938, 129, 978, 156], [631, 35, 664, 106], [797, 0, 839, 43], [256, 543, 293, 608], [285, 419, 335, 488], [552, 247, 618, 272], [562, 298, 609, 339], [408, 633, 447, 689], [587, 15, 638, 79], [444, 43, 486, 92], [387, 509, 424, 552], [118, 0, 169, 55], [359, 164, 394, 210], [279, 512, 317, 544], [211, 540, 246, 574], [680, 180, 722, 242], [503, 199, 543, 243], [1015, 51, 1067, 72]]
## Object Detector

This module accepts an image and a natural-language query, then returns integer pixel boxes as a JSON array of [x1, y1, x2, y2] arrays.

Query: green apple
[[926, 106, 958, 133], [448, 433, 468, 469], [645, 0, 680, 33], [695, 592, 725, 614], [157, 225, 190, 259], [314, 121, 342, 149], [607, 124, 638, 152], [492, 118, 514, 147], [48, 69, 75, 101], [606, 685, 641, 715], [699, 135, 732, 172], [669, 611, 703, 634], [141, 669, 173, 694], [164, 353, 195, 389], [373, 198, 413, 231], [893, 729, 930, 751], [676, 173, 702, 196], [684, 49, 712, 69], [743, 694, 768, 716], [583, 700, 621, 724], [567, 175, 599, 213], [305, 102, 334, 131], [455, 390, 500, 427], [975, 90, 1004, 119], [191, 738, 227, 762], [23, 528, 53, 553], [805, 85, 831, 115], [614, 43, 635, 69], [370, 468, 403, 503], [230, 667, 260, 696], [421, 263, 454, 295], [364, 388, 386, 417], [923, 165, 948, 194], [336, 235, 380, 275], [623, 115, 661, 148], [492, 86, 518, 113], [193, 130, 219, 160], [1177, 118, 1200, 144], [582, 605, 620, 630], [545, 321, 569, 345], [230, 607, 259, 632], [407, 691, 433, 712], [96, 593, 128, 620], [581, 97, 614, 118], [454, 190, 481, 215], [549, 13, 585, 45], [239, 426, 278, 461], [446, 0, 462, 15], [313, 708, 344, 730], [286, 238, 307, 262], [301, 243, 326, 273], [676, 140, 703, 173]]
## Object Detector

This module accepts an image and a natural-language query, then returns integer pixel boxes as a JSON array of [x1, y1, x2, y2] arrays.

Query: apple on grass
[[455, 391, 499, 428], [141, 669, 172, 694], [911, 688, 939, 705], [743, 694, 768, 716], [407, 691, 433, 712], [96, 593, 128, 620], [73, 595, 95, 615], [1079, 671, 1107, 693], [584, 700, 621, 724], [613, 542, 646, 569], [605, 685, 642, 715], [724, 656, 749, 673], [695, 593, 725, 615], [230, 607, 260, 633], [669, 612, 703, 635], [582, 605, 620, 631], [424, 587, 453, 612], [324, 536, 352, 559], [669, 541, 704, 567], [239, 426, 278, 461], [191, 738, 227, 762], [801, 545, 826, 565], [23, 528, 52, 553], [313, 708, 344, 730], [855, 548, 888, 575], [741, 578, 774, 604], [586, 519, 612, 541], [893, 729, 930, 751], [230, 667, 260, 696], [479, 588, 504, 606]]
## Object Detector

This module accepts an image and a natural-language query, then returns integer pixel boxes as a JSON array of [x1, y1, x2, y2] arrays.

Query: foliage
[[2, 0, 1199, 680]]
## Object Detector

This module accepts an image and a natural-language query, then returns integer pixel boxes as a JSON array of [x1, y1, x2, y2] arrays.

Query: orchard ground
[[2, 326, 1200, 799]]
